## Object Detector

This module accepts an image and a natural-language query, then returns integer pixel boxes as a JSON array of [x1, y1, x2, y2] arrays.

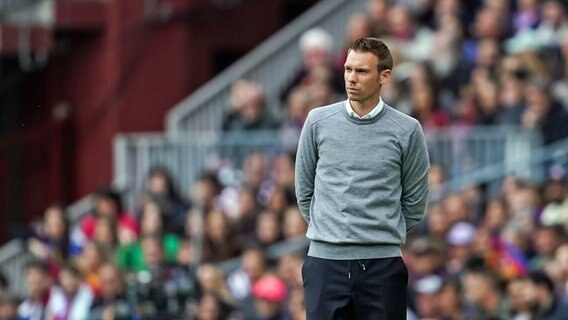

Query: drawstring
[[348, 260, 367, 279]]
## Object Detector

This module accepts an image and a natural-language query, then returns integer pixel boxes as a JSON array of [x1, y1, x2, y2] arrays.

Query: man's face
[[26, 268, 47, 298], [142, 238, 163, 268], [344, 50, 390, 105], [99, 265, 122, 299], [59, 270, 80, 296]]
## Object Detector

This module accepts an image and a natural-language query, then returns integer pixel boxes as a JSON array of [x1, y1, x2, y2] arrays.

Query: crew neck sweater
[[295, 100, 430, 260]]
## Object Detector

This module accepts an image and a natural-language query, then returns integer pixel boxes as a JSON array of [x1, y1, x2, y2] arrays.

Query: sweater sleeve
[[401, 122, 430, 231], [295, 113, 318, 224]]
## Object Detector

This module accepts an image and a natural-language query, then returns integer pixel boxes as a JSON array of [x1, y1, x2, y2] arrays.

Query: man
[[45, 263, 94, 320], [529, 271, 568, 320], [18, 261, 53, 320], [88, 263, 132, 320], [252, 275, 290, 320], [295, 37, 429, 319]]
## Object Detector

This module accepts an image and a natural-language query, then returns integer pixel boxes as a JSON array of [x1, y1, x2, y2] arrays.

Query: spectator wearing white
[[18, 262, 53, 320], [46, 264, 94, 320]]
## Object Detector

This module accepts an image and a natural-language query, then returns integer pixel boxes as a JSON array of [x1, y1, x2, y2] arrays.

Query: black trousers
[[302, 256, 408, 320]]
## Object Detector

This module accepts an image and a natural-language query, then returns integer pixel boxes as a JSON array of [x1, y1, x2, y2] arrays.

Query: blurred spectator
[[88, 263, 132, 320], [0, 294, 18, 320], [507, 276, 537, 319], [197, 264, 235, 308], [436, 278, 466, 320], [228, 246, 267, 319], [78, 188, 138, 251], [409, 78, 450, 129], [428, 164, 446, 193], [535, 0, 568, 47], [462, 268, 508, 319], [413, 275, 443, 319], [144, 165, 191, 235], [196, 293, 240, 320], [45, 263, 94, 320], [287, 287, 305, 320], [530, 225, 564, 271], [254, 211, 282, 249], [540, 176, 568, 226], [282, 206, 307, 240], [277, 253, 303, 289], [366, 0, 390, 37], [521, 80, 568, 144], [335, 13, 373, 70], [18, 262, 53, 320], [91, 216, 117, 256], [122, 234, 199, 318], [202, 210, 241, 262], [442, 194, 471, 225], [446, 222, 477, 275], [513, 0, 540, 32], [252, 275, 289, 320], [482, 199, 508, 232], [74, 242, 107, 295], [28, 206, 75, 274], [407, 237, 445, 284], [425, 204, 451, 242], [496, 69, 526, 125], [463, 7, 506, 63], [290, 28, 343, 96], [549, 243, 568, 296], [388, 4, 436, 62], [192, 173, 223, 213], [264, 187, 291, 218], [280, 88, 311, 148], [115, 202, 180, 272], [222, 80, 279, 132], [530, 271, 568, 320]]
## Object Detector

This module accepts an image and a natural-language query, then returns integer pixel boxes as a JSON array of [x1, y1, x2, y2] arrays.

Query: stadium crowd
[[1, 0, 568, 319]]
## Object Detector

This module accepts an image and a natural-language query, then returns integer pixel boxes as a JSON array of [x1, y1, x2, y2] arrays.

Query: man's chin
[[347, 95, 361, 102]]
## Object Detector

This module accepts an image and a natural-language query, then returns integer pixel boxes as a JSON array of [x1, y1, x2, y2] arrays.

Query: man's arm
[[295, 114, 318, 224], [401, 122, 430, 231]]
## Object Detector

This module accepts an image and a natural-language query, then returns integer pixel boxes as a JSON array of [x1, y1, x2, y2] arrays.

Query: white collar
[[345, 98, 384, 119]]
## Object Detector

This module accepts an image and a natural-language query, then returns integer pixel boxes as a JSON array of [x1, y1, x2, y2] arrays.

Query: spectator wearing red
[[78, 188, 138, 250]]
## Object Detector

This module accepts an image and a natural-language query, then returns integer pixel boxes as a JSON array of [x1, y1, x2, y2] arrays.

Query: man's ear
[[379, 69, 391, 85]]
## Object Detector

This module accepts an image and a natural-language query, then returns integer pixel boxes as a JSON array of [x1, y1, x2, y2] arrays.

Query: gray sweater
[[295, 100, 430, 260]]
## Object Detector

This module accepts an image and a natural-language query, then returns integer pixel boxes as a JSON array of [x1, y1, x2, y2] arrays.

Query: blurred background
[[1, 0, 568, 319]]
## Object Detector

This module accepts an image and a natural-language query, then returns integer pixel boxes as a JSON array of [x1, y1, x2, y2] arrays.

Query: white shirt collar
[[345, 98, 384, 119]]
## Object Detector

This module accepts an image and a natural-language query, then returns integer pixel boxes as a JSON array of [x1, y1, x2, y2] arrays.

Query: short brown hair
[[349, 37, 393, 72]]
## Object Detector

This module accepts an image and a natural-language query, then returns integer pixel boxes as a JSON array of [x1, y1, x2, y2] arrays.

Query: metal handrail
[[0, 193, 93, 297], [431, 136, 568, 202], [0, 0, 42, 18], [166, 0, 366, 133], [111, 126, 543, 214]]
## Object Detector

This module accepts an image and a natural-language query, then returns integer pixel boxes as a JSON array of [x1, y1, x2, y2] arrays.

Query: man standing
[[295, 37, 429, 319]]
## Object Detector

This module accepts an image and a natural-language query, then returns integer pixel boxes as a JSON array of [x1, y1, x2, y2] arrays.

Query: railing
[[113, 126, 543, 210], [0, 194, 93, 297], [424, 125, 543, 183], [1, 127, 562, 297], [114, 130, 285, 210], [0, 0, 43, 18], [166, 0, 366, 133], [430, 136, 568, 203]]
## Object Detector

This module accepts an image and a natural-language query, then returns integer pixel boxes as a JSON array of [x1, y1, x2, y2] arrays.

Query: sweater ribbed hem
[[308, 240, 402, 260]]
